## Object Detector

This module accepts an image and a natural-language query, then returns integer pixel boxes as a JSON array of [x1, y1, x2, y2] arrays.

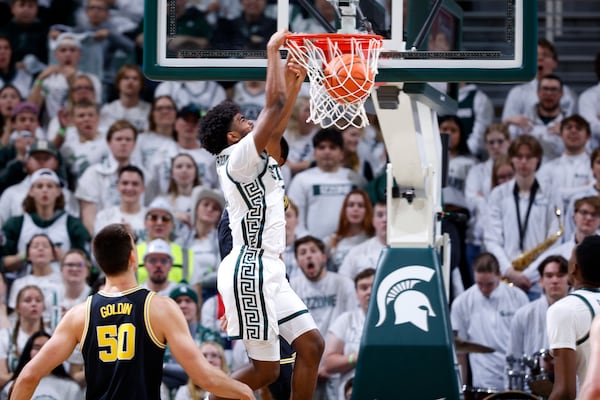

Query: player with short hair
[[9, 223, 255, 400], [199, 29, 324, 399]]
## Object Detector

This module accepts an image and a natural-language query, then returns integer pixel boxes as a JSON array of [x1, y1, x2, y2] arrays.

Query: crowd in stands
[[0, 0, 600, 398]]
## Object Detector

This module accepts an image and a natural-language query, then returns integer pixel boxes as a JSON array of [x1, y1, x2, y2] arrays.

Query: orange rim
[[285, 33, 383, 53]]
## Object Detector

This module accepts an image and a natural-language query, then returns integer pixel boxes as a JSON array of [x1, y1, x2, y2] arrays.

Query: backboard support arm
[[351, 83, 462, 399]]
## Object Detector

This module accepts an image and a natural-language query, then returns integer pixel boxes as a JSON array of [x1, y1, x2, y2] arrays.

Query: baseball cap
[[28, 140, 59, 158], [30, 168, 61, 186], [146, 198, 176, 221], [12, 101, 39, 118], [52, 32, 81, 51], [169, 282, 199, 305], [177, 104, 202, 121], [144, 238, 173, 260]]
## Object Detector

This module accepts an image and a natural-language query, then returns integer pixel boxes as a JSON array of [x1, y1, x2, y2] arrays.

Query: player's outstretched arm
[[10, 303, 85, 400], [265, 53, 307, 160], [251, 29, 289, 155], [150, 296, 255, 400]]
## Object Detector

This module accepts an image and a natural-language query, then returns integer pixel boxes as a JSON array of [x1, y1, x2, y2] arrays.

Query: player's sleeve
[[74, 167, 99, 203], [226, 134, 262, 182], [547, 301, 577, 351]]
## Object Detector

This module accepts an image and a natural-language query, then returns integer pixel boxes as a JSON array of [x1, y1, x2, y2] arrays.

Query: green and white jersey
[[217, 134, 286, 255]]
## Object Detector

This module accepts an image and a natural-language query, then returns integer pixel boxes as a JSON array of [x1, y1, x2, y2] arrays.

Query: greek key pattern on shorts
[[236, 247, 267, 340], [240, 181, 266, 248]]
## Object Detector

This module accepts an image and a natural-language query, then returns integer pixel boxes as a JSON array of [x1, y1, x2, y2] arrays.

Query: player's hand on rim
[[267, 29, 290, 52]]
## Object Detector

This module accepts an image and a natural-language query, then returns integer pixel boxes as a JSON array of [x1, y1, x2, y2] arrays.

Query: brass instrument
[[511, 207, 564, 271]]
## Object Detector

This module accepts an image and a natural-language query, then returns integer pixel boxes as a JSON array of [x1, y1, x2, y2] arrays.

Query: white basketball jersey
[[217, 134, 285, 255]]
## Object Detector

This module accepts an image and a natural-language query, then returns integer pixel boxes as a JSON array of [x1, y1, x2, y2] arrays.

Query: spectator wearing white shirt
[[576, 52, 600, 149], [537, 114, 594, 210], [483, 135, 562, 293], [338, 201, 386, 280], [58, 100, 108, 188], [288, 128, 366, 241], [563, 148, 600, 238], [135, 95, 178, 195], [508, 255, 569, 363], [27, 33, 101, 125], [100, 64, 150, 133], [8, 234, 64, 330], [521, 196, 600, 297], [154, 81, 226, 113], [502, 38, 577, 132], [464, 123, 511, 267], [505, 74, 567, 162], [75, 120, 141, 235], [451, 252, 528, 390], [94, 164, 147, 241]]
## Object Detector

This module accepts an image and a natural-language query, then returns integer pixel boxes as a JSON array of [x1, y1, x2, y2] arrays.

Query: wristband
[[348, 353, 356, 367], [58, 127, 66, 137], [20, 252, 26, 261], [35, 79, 44, 87]]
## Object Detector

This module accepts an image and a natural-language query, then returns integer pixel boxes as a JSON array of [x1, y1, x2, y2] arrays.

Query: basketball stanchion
[[285, 33, 383, 129]]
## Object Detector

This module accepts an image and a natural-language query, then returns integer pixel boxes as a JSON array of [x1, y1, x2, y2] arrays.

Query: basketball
[[324, 54, 374, 103]]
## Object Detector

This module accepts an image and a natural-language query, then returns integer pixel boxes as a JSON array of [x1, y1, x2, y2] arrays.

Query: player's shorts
[[218, 245, 317, 361]]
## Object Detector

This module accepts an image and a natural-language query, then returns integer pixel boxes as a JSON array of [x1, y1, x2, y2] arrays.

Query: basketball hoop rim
[[285, 33, 384, 53]]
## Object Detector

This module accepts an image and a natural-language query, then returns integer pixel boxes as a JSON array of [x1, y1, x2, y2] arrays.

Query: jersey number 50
[[97, 323, 136, 362]]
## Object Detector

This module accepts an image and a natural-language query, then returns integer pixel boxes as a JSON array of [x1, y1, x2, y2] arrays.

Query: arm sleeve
[[467, 91, 494, 155], [73, 168, 99, 202], [482, 189, 513, 274], [547, 302, 577, 351], [450, 297, 468, 339], [226, 134, 262, 183], [502, 85, 525, 121], [578, 87, 600, 143]]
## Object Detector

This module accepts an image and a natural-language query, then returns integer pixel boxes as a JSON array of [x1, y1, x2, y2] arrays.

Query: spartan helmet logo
[[375, 266, 436, 332]]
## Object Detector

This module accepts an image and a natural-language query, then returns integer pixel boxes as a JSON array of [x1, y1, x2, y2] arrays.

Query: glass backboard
[[143, 0, 536, 83]]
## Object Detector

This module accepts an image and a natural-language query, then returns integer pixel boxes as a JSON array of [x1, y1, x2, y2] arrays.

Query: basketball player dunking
[[199, 29, 324, 399], [10, 224, 254, 400]]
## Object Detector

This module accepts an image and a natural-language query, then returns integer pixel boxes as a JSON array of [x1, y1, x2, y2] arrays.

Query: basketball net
[[285, 34, 383, 130]]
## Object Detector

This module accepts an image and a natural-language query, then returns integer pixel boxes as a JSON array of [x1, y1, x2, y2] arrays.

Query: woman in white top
[[59, 249, 91, 313], [93, 165, 147, 242], [326, 189, 374, 272], [136, 95, 178, 175], [173, 341, 230, 400], [0, 285, 45, 387], [8, 234, 64, 331], [323, 268, 375, 400], [59, 249, 91, 388], [464, 123, 511, 268], [157, 153, 201, 242]]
